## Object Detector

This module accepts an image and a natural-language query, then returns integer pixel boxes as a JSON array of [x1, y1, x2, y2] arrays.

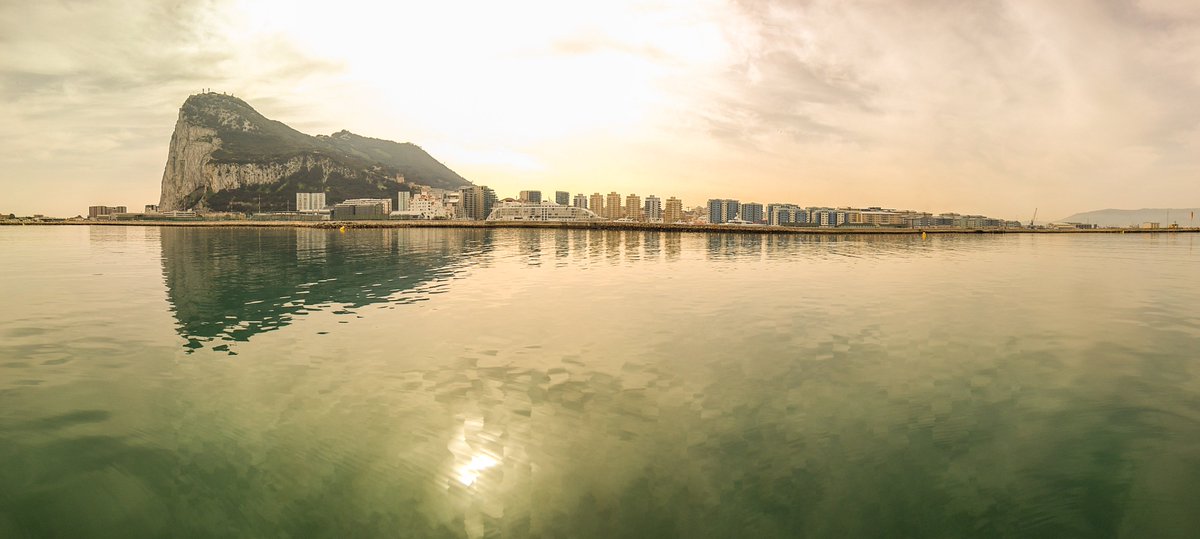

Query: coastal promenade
[[5, 219, 1199, 235]]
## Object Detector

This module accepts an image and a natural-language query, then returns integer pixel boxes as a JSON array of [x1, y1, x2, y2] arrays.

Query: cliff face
[[158, 120, 219, 211], [157, 93, 470, 212]]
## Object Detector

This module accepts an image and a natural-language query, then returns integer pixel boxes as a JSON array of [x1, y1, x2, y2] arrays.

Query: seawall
[[5, 220, 1200, 235]]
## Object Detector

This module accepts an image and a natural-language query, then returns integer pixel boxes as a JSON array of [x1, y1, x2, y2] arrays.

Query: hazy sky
[[2, 0, 1199, 219]]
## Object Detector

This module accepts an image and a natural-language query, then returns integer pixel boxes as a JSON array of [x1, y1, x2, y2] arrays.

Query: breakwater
[[6, 219, 1200, 235]]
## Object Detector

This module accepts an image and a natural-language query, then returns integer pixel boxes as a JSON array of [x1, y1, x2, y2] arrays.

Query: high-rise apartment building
[[663, 197, 683, 224], [707, 199, 739, 224], [605, 192, 623, 220], [460, 185, 498, 220], [625, 194, 643, 221], [573, 193, 588, 209], [555, 191, 570, 206], [296, 192, 326, 212], [740, 202, 764, 224], [396, 191, 411, 212], [643, 195, 662, 222], [590, 193, 605, 217], [519, 190, 542, 204]]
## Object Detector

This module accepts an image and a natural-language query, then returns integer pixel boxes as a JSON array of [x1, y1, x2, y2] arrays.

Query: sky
[[2, 0, 1199, 220]]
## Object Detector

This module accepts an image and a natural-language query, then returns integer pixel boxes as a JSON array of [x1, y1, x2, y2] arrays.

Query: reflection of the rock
[[160, 227, 492, 351], [160, 228, 963, 352]]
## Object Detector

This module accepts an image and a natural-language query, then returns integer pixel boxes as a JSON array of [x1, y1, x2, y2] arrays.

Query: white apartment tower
[[643, 195, 662, 222], [296, 192, 326, 212]]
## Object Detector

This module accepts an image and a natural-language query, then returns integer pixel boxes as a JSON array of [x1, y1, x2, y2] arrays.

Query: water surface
[[2, 226, 1199, 537]]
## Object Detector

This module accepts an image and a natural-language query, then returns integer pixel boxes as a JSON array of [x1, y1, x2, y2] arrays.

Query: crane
[[1029, 208, 1038, 228]]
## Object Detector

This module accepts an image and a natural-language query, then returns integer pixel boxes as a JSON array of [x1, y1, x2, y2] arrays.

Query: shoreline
[[3, 220, 1199, 235]]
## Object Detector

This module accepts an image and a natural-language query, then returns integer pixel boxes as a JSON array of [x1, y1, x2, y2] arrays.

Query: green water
[[2, 226, 1200, 538]]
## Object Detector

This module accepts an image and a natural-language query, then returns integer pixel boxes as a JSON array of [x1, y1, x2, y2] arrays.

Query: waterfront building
[[625, 194, 643, 221], [605, 192, 623, 220], [808, 208, 849, 227], [844, 207, 906, 227], [486, 202, 601, 221], [740, 202, 764, 224], [405, 194, 449, 219], [519, 190, 542, 204], [573, 193, 588, 209], [643, 195, 662, 222], [903, 212, 1004, 229], [144, 205, 159, 214], [396, 191, 411, 212], [555, 191, 570, 206], [342, 198, 391, 214], [767, 203, 807, 226], [296, 192, 326, 212], [707, 199, 739, 224], [332, 201, 386, 220], [87, 206, 127, 218], [663, 197, 683, 224], [589, 193, 605, 216], [460, 185, 498, 220]]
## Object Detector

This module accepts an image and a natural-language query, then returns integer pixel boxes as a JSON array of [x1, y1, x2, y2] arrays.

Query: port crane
[[1029, 208, 1038, 228]]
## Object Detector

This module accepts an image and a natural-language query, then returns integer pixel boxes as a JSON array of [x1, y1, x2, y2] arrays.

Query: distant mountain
[[1056, 208, 1200, 227], [158, 93, 470, 212]]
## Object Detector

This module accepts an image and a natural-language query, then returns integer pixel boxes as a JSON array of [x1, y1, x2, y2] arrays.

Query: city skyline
[[4, 0, 1200, 218]]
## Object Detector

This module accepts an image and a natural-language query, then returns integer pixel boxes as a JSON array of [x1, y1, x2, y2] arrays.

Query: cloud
[[692, 0, 1200, 215], [0, 0, 352, 214], [2, 0, 1199, 218]]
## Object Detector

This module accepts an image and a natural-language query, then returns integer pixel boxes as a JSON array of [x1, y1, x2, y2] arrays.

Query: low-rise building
[[332, 201, 387, 220], [341, 198, 391, 214], [88, 206, 127, 218], [486, 202, 601, 221]]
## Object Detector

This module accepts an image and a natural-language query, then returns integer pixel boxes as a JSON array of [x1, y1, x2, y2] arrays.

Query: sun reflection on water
[[447, 416, 502, 490], [457, 453, 500, 487]]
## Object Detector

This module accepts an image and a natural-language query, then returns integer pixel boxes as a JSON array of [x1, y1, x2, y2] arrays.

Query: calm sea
[[2, 226, 1199, 537]]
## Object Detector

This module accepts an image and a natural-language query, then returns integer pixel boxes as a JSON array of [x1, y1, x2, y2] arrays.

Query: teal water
[[2, 226, 1200, 537]]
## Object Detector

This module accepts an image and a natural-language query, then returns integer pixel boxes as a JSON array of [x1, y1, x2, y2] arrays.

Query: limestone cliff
[[157, 93, 470, 212]]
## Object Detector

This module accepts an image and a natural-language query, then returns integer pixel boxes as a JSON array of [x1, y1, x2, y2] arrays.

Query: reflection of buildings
[[664, 233, 681, 261], [294, 228, 328, 262], [160, 227, 490, 350]]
